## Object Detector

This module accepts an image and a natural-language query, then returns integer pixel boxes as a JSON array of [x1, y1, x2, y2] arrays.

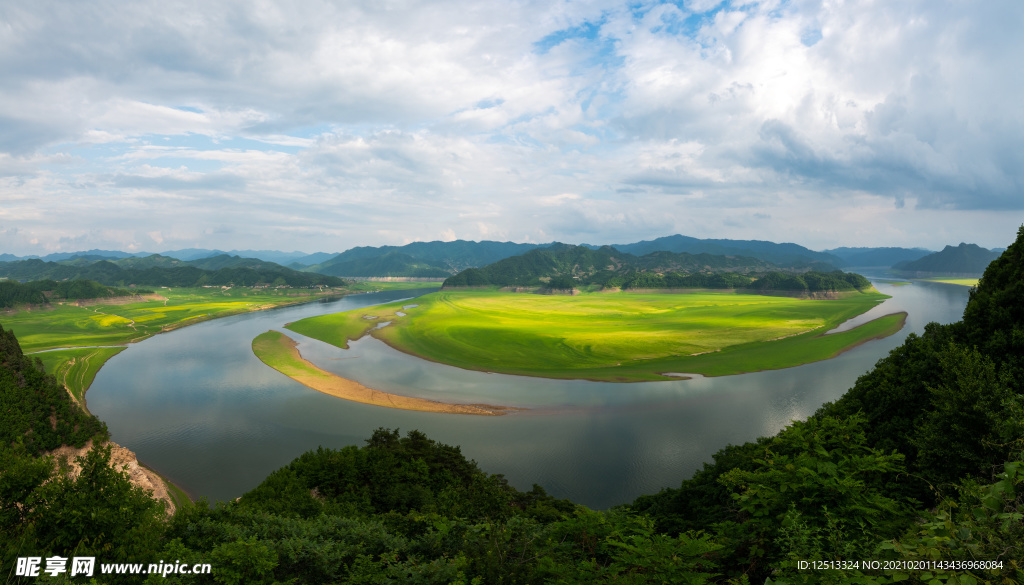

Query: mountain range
[[1, 235, 1000, 279], [893, 243, 1002, 275]]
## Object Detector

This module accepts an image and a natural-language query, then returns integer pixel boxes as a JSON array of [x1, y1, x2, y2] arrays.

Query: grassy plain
[[916, 277, 980, 287], [0, 285, 379, 399], [37, 347, 127, 404], [287, 289, 904, 382]]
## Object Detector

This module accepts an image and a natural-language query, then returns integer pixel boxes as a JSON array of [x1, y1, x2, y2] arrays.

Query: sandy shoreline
[[253, 331, 523, 416]]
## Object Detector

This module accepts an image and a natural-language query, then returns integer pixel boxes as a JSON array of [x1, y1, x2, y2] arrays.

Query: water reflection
[[89, 280, 970, 509]]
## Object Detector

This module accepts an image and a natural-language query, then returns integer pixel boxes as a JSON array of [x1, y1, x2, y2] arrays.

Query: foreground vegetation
[[287, 288, 901, 381], [2, 228, 1022, 584]]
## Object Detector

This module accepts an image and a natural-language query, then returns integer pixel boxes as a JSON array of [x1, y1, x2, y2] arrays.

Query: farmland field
[[0, 285, 378, 398], [287, 289, 905, 382], [916, 277, 980, 287]]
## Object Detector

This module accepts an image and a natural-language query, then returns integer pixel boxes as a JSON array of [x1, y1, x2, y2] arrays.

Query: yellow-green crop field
[[36, 347, 127, 404], [0, 286, 358, 397], [917, 277, 980, 287], [287, 289, 905, 382]]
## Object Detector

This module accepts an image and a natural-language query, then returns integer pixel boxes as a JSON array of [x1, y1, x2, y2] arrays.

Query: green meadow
[[37, 347, 127, 404], [287, 288, 904, 382], [917, 277, 980, 287], [252, 330, 322, 379], [0, 286, 366, 398]]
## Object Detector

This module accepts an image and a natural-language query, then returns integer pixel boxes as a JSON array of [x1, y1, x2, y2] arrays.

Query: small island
[[280, 288, 905, 384], [251, 330, 522, 415]]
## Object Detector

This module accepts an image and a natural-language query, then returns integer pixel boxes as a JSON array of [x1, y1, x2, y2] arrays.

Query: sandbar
[[252, 330, 522, 416]]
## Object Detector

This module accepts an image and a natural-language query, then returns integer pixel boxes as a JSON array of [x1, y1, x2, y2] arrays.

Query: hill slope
[[823, 246, 933, 267], [893, 242, 1000, 275], [441, 243, 866, 294], [0, 256, 347, 288], [609, 234, 842, 268]]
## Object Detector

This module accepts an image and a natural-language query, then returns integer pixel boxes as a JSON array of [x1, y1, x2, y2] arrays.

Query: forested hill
[[0, 323, 107, 453], [0, 255, 347, 289], [304, 234, 843, 277], [0, 279, 141, 308], [631, 225, 1024, 582], [305, 239, 543, 275], [441, 243, 867, 294], [893, 242, 1001, 275], [823, 246, 932, 267], [307, 251, 453, 278], [608, 234, 843, 267]]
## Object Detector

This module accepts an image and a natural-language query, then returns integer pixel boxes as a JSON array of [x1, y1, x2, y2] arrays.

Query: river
[[88, 277, 970, 509]]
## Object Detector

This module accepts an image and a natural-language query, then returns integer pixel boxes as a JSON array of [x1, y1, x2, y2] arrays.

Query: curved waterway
[[89, 278, 971, 510]]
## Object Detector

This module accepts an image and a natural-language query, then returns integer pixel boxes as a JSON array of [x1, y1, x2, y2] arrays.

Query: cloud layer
[[1, 0, 1021, 254]]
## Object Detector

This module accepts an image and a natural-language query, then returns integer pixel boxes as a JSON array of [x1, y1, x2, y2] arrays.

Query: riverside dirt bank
[[252, 330, 523, 416]]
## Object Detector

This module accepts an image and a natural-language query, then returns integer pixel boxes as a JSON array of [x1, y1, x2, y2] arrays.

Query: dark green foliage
[[446, 243, 603, 288], [715, 416, 914, 581], [29, 445, 166, 560], [313, 251, 453, 278], [164, 429, 721, 584], [0, 280, 47, 307], [0, 445, 167, 584], [443, 267, 492, 287], [542, 274, 578, 291], [910, 343, 1022, 490], [961, 225, 1024, 388], [747, 270, 871, 294], [238, 429, 549, 521], [0, 278, 141, 307], [814, 324, 955, 499], [0, 323, 107, 454], [631, 439, 771, 535]]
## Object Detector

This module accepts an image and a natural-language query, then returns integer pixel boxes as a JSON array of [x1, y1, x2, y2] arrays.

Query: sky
[[1, 0, 1022, 256]]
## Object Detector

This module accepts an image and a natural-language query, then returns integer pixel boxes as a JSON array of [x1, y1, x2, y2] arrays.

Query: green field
[[0, 286, 366, 397], [917, 277, 980, 287], [36, 347, 127, 404], [287, 289, 905, 382], [253, 330, 322, 379]]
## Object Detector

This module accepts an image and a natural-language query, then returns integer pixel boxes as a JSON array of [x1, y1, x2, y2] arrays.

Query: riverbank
[[252, 330, 522, 415], [0, 285, 415, 508], [5, 286, 385, 400]]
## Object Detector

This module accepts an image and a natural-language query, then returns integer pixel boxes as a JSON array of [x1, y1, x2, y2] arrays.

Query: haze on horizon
[[1, 0, 1022, 257]]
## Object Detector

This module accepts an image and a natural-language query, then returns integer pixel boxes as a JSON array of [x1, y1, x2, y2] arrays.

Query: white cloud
[[0, 0, 1021, 255]]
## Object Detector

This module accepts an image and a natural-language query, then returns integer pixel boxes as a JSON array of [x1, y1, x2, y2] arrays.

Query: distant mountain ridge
[[1, 235, 988, 279], [893, 243, 1000, 275], [823, 247, 933, 267], [304, 240, 543, 276], [0, 248, 329, 266], [0, 254, 346, 289], [604, 235, 843, 268], [311, 251, 453, 278], [440, 243, 860, 294]]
